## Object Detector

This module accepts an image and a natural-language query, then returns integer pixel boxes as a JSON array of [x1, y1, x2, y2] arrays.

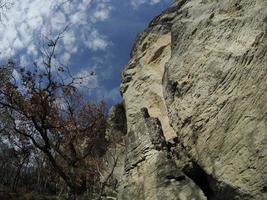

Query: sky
[[0, 0, 173, 108]]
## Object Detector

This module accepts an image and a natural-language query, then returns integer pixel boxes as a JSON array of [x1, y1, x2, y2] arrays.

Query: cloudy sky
[[0, 0, 173, 107]]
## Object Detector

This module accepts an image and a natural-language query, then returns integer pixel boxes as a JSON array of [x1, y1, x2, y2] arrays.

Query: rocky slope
[[105, 0, 267, 199]]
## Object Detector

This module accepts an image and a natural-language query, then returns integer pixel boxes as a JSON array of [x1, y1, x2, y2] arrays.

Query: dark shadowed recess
[[183, 162, 253, 200]]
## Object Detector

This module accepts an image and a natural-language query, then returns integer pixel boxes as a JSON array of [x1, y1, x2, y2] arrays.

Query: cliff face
[[163, 1, 267, 199], [106, 0, 267, 199]]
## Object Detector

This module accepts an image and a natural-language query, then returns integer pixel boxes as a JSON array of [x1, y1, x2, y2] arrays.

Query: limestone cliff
[[105, 0, 267, 199]]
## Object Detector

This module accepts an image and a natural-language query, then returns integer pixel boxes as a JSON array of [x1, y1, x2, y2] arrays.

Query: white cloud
[[59, 52, 71, 65], [62, 30, 77, 54], [105, 87, 121, 103], [91, 3, 112, 22], [27, 44, 38, 56], [50, 11, 67, 32], [69, 10, 87, 25], [0, 0, 112, 62], [94, 87, 121, 104], [19, 55, 29, 67], [85, 30, 108, 51], [74, 67, 99, 89], [130, 0, 162, 8], [13, 38, 24, 49]]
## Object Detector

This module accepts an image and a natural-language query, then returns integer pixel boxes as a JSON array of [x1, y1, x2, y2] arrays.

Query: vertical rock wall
[[163, 0, 267, 199], [120, 10, 175, 140], [105, 0, 267, 199], [118, 108, 206, 200]]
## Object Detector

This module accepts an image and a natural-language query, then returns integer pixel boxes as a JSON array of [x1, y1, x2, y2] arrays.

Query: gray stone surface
[[163, 0, 267, 199], [118, 108, 206, 200], [100, 103, 127, 200], [112, 0, 267, 199], [120, 4, 176, 140]]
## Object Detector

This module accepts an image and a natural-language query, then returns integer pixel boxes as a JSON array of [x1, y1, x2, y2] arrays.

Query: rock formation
[[105, 0, 267, 199]]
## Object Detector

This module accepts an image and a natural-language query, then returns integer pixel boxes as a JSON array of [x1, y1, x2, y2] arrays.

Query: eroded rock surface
[[109, 0, 267, 199], [118, 108, 206, 200], [163, 0, 267, 199], [120, 7, 175, 140]]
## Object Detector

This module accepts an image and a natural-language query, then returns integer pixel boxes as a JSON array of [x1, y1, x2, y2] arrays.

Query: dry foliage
[[0, 31, 107, 199]]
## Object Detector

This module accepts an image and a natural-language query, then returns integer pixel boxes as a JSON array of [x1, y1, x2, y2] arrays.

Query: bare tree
[[97, 148, 119, 200], [0, 31, 107, 199]]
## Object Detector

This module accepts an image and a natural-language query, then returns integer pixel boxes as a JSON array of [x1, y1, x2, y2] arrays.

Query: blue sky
[[0, 0, 173, 107]]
